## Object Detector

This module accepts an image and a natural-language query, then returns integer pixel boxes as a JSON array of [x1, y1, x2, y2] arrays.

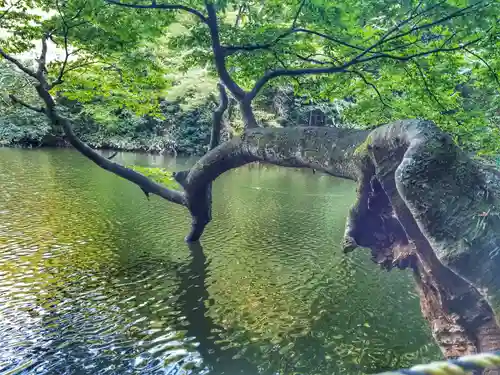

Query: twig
[[248, 36, 484, 100], [107, 151, 118, 160], [291, 0, 307, 29], [347, 70, 391, 108], [464, 47, 500, 88], [412, 61, 447, 112], [104, 0, 208, 23]]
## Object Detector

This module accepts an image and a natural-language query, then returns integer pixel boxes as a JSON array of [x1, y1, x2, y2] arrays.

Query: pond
[[0, 148, 441, 375]]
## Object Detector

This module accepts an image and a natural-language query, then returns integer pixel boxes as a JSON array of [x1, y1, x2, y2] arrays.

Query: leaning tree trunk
[[175, 120, 500, 362]]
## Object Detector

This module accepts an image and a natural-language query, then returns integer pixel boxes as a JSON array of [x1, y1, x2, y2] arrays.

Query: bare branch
[[107, 151, 118, 160], [464, 47, 500, 88], [291, 0, 306, 29], [105, 0, 208, 23], [9, 94, 46, 113], [0, 48, 38, 79], [347, 70, 390, 108]]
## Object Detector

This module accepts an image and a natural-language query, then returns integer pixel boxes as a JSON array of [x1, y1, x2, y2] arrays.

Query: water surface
[[0, 148, 441, 375]]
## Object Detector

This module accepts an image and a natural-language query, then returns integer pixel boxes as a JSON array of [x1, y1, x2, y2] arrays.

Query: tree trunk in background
[[176, 120, 500, 362]]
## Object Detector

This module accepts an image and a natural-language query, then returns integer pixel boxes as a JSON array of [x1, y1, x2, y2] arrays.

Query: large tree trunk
[[176, 120, 500, 361]]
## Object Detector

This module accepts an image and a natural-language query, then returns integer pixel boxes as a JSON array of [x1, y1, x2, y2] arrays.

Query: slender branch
[[347, 70, 390, 108], [223, 27, 365, 56], [464, 47, 500, 88], [222, 0, 456, 57], [273, 51, 302, 87], [294, 53, 330, 65], [248, 36, 483, 100], [386, 1, 488, 46], [9, 94, 45, 113], [107, 151, 118, 160], [353, 0, 483, 61], [49, 0, 72, 88], [291, 0, 306, 29], [412, 61, 447, 112], [234, 4, 244, 27], [104, 0, 208, 23], [0, 2, 16, 22]]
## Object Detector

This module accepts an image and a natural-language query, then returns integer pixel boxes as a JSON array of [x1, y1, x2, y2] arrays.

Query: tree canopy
[[1, 0, 500, 152]]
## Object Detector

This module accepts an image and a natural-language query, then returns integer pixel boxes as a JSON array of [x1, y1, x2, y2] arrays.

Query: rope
[[380, 352, 500, 375]]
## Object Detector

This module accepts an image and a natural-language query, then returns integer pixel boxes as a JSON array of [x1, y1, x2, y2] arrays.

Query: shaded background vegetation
[[0, 60, 350, 155]]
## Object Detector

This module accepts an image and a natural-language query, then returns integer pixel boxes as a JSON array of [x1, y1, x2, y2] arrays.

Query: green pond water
[[0, 148, 441, 375]]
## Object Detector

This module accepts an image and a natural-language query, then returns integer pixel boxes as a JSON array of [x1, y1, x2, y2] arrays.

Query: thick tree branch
[[0, 48, 38, 79], [204, 2, 246, 100], [210, 82, 228, 150], [36, 35, 49, 82], [36, 86, 186, 204], [104, 0, 208, 23]]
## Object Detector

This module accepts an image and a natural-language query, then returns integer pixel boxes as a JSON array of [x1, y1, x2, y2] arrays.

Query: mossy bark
[[178, 119, 500, 360]]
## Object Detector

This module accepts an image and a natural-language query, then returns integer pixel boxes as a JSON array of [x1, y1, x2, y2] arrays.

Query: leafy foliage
[[2, 0, 500, 155], [127, 165, 181, 190]]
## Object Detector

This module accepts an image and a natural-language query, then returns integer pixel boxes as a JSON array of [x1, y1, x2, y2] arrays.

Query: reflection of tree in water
[[173, 242, 259, 375]]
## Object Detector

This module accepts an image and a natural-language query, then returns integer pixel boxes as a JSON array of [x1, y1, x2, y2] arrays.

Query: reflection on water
[[0, 148, 441, 375]]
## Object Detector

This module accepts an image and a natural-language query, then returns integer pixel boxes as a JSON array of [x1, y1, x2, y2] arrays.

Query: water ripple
[[0, 149, 440, 375]]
